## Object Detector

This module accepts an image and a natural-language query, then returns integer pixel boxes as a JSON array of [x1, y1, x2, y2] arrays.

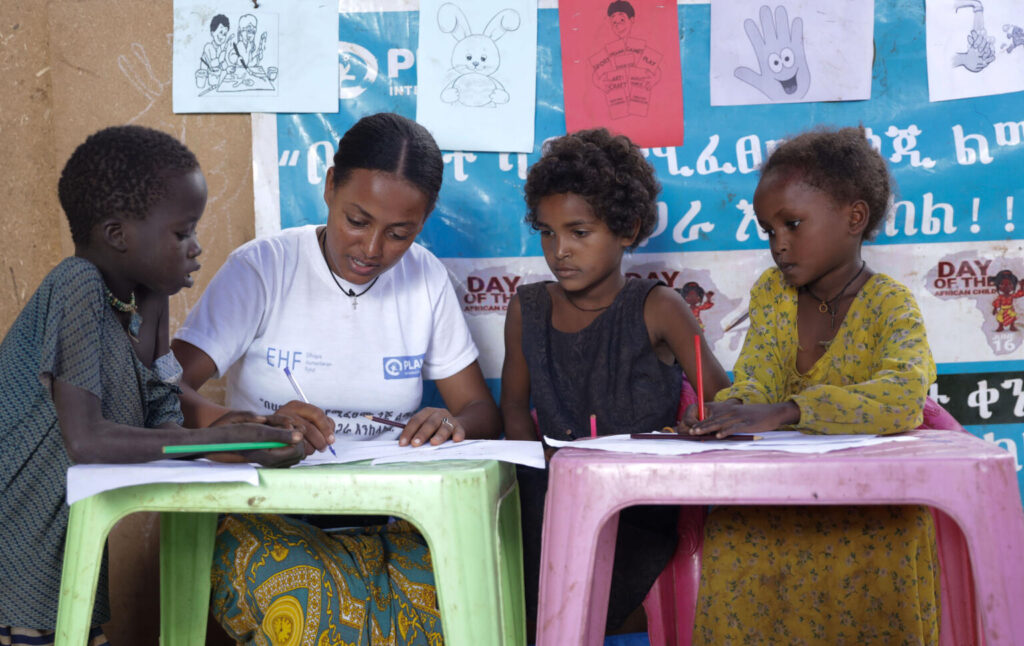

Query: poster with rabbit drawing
[[416, 0, 537, 153], [925, 0, 1024, 102], [172, 0, 337, 113], [709, 0, 874, 106]]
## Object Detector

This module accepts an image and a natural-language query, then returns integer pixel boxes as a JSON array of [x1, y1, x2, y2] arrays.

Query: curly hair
[[58, 125, 199, 246], [680, 281, 705, 300], [760, 126, 893, 240], [990, 269, 1019, 291], [524, 128, 660, 250]]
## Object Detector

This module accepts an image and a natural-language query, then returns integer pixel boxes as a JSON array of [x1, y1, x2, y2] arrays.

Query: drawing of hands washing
[[734, 5, 810, 101], [1004, 23, 1024, 53], [589, 1, 662, 119], [953, 0, 996, 72], [437, 3, 521, 107], [196, 13, 277, 95]]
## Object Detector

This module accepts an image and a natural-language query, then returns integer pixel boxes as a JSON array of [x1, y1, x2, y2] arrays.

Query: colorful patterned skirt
[[693, 505, 940, 645], [211, 514, 444, 646]]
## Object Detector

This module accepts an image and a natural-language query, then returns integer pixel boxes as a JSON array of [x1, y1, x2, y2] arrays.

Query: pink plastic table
[[535, 430, 1024, 646]]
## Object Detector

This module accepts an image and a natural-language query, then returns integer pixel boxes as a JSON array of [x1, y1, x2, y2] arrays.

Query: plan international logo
[[383, 354, 425, 380]]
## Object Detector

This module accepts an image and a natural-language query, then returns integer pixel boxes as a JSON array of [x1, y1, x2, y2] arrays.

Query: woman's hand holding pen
[[679, 399, 801, 438], [263, 400, 336, 456], [398, 407, 465, 447]]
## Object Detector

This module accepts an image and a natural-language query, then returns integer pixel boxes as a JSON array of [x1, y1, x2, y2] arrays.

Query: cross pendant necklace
[[319, 227, 380, 310], [804, 261, 866, 330]]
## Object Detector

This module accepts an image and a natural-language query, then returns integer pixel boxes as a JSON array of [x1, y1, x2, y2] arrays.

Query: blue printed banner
[[253, 3, 1024, 502]]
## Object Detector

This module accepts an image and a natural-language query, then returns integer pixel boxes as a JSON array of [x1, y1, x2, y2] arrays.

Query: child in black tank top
[[500, 128, 730, 638]]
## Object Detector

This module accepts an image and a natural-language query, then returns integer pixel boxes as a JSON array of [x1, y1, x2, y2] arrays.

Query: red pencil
[[694, 334, 705, 421], [364, 414, 406, 429], [590, 413, 597, 439]]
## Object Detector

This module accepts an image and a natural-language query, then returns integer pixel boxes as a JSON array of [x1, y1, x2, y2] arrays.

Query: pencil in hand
[[282, 367, 336, 457], [694, 334, 706, 422], [163, 441, 289, 454], [363, 414, 407, 429]]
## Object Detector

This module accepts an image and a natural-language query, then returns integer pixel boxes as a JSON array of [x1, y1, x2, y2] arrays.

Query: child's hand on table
[[679, 398, 801, 437], [205, 424, 305, 468]]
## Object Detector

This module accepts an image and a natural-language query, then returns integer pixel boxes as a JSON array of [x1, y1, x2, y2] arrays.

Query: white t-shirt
[[175, 225, 478, 441]]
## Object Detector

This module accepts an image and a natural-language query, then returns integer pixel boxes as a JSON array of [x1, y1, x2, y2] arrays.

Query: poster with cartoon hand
[[560, 0, 684, 148], [710, 0, 874, 106], [926, 0, 1024, 102], [172, 0, 337, 113], [416, 0, 537, 153]]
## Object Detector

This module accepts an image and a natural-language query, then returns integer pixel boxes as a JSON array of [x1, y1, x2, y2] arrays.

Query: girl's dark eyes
[[346, 216, 367, 228], [786, 220, 801, 230]]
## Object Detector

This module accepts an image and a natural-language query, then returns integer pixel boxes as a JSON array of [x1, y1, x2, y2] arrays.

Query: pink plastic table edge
[[535, 430, 1024, 646]]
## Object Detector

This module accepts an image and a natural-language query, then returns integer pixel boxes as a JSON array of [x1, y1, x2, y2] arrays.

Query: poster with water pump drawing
[[416, 0, 538, 152], [172, 0, 337, 113]]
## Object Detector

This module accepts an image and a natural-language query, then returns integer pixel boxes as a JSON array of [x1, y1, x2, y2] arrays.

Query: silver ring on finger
[[441, 416, 455, 430]]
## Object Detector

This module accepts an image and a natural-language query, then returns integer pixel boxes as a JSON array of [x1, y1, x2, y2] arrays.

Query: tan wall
[[1, 1, 256, 640]]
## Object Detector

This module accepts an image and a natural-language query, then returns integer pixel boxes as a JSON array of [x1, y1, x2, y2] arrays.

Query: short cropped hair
[[58, 125, 199, 246], [760, 126, 893, 240], [608, 1, 635, 18], [524, 128, 660, 250], [210, 14, 229, 33]]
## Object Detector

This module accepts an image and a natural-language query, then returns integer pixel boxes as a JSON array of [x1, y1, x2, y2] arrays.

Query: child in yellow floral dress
[[683, 126, 941, 644]]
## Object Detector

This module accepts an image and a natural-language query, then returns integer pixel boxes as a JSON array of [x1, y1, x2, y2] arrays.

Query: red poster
[[560, 0, 684, 147]]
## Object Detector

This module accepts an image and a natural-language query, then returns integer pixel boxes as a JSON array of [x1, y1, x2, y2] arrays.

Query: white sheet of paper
[[544, 431, 917, 456], [66, 460, 258, 505], [173, 0, 338, 113], [415, 0, 538, 152], [298, 441, 421, 466], [710, 0, 874, 106], [925, 0, 1024, 102], [371, 440, 546, 468], [299, 439, 545, 469]]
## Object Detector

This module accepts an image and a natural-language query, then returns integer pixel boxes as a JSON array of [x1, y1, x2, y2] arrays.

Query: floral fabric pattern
[[212, 514, 443, 646], [696, 268, 941, 645]]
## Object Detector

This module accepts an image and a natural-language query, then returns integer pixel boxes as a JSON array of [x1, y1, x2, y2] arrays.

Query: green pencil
[[162, 441, 289, 454]]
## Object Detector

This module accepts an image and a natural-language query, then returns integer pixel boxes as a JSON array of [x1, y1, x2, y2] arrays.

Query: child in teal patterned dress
[[0, 126, 302, 645]]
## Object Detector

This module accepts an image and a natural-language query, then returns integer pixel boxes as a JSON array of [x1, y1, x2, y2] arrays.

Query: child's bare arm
[[171, 338, 233, 427], [500, 294, 537, 441], [645, 285, 731, 398], [172, 338, 334, 455], [52, 378, 303, 466]]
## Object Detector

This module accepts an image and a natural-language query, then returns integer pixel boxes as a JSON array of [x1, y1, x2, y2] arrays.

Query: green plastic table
[[55, 459, 525, 646]]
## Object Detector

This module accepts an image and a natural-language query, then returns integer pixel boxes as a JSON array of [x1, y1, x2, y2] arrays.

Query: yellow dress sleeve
[[791, 278, 936, 435], [716, 269, 789, 405]]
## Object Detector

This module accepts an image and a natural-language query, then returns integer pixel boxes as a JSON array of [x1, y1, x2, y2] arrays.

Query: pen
[[590, 413, 597, 439], [694, 334, 705, 421], [630, 433, 763, 442], [283, 366, 336, 456], [363, 414, 407, 429], [163, 441, 288, 454]]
